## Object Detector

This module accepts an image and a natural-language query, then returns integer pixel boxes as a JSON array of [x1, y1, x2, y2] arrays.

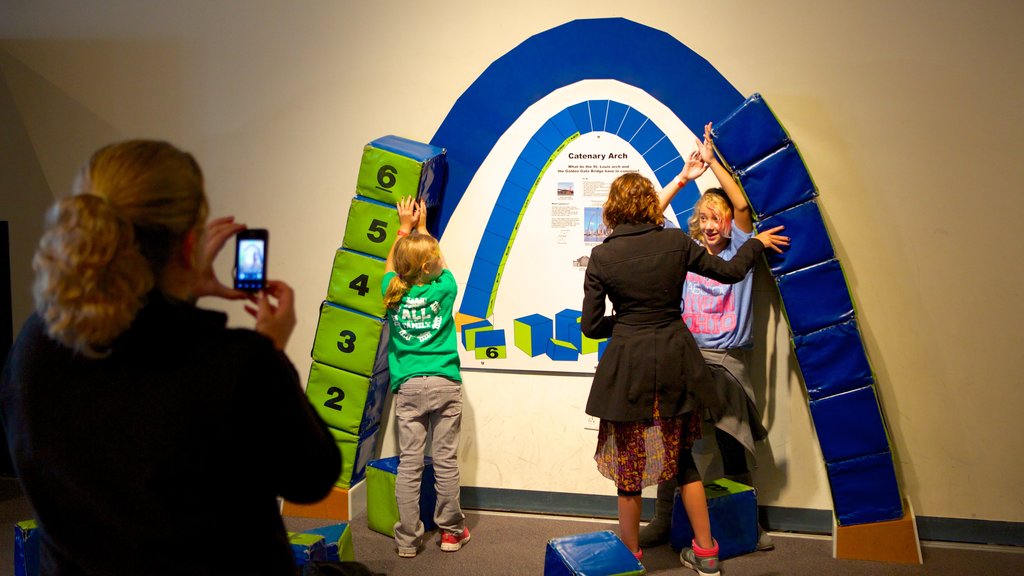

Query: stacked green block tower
[[306, 135, 447, 488]]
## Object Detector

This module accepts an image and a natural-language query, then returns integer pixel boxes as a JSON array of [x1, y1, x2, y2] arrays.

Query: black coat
[[581, 223, 765, 422], [1, 292, 341, 575]]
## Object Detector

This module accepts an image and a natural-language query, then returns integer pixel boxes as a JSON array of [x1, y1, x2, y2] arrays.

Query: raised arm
[[700, 122, 752, 233], [384, 196, 419, 273], [658, 149, 709, 212], [414, 198, 448, 270]]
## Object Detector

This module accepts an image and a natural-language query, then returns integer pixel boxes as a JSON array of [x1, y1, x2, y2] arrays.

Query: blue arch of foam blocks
[[713, 93, 903, 525], [431, 17, 903, 526]]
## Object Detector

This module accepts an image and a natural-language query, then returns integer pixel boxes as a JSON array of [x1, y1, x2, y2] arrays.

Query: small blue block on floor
[[670, 478, 758, 559], [544, 530, 645, 575], [302, 523, 353, 562], [288, 532, 327, 566], [14, 519, 39, 576]]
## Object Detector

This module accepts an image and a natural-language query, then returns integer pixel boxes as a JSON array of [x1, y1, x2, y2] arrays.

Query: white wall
[[2, 0, 1022, 524]]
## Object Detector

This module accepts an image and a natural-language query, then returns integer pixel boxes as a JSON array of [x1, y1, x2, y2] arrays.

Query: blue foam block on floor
[[736, 143, 816, 219], [776, 259, 855, 336], [712, 93, 789, 172], [756, 200, 834, 276], [809, 386, 891, 463], [289, 532, 327, 566], [793, 320, 874, 400], [544, 530, 645, 576], [669, 478, 758, 559], [827, 452, 904, 525], [14, 519, 39, 576], [302, 523, 352, 562]]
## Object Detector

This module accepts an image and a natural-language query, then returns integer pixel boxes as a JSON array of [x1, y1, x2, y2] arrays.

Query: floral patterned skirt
[[594, 401, 702, 493]]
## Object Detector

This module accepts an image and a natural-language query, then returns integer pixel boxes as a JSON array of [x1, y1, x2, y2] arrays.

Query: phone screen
[[234, 230, 268, 291]]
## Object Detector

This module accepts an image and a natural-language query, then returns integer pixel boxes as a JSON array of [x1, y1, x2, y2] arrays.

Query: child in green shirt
[[381, 196, 469, 558]]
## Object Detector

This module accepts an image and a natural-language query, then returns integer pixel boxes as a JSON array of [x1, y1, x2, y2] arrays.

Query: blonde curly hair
[[32, 140, 208, 356], [686, 187, 733, 244]]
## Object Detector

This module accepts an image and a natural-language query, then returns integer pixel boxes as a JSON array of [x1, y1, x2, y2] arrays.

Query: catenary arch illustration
[[430, 17, 906, 528]]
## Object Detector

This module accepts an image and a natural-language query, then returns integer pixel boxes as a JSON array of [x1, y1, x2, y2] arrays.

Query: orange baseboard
[[833, 498, 922, 565]]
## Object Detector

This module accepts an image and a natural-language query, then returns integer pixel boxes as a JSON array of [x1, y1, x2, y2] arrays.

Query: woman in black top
[[581, 168, 787, 574], [1, 140, 340, 575]]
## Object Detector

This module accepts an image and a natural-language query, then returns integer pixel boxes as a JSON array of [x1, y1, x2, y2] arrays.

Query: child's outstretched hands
[[397, 196, 420, 233], [697, 122, 716, 165], [416, 199, 429, 235], [755, 225, 790, 253]]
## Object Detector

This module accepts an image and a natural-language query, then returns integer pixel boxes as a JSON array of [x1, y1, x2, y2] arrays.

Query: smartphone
[[234, 229, 268, 291]]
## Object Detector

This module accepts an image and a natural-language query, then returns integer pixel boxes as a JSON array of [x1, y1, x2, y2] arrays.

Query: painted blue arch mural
[[459, 98, 700, 320], [430, 17, 907, 530], [430, 17, 742, 236]]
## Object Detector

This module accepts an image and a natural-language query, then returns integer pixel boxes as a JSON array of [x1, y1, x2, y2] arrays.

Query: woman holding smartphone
[[0, 140, 340, 575]]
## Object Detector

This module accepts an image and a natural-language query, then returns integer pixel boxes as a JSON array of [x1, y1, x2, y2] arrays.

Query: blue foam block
[[794, 320, 874, 400], [351, 424, 381, 486], [776, 259, 855, 336], [544, 530, 645, 576], [809, 386, 891, 463], [14, 520, 39, 576], [302, 523, 350, 562], [827, 451, 904, 525], [669, 478, 758, 559], [736, 143, 817, 219], [289, 532, 327, 566], [369, 135, 447, 208], [712, 93, 789, 171], [757, 200, 834, 276]]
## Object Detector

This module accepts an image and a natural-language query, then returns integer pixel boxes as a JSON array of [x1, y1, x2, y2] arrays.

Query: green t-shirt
[[381, 268, 461, 391]]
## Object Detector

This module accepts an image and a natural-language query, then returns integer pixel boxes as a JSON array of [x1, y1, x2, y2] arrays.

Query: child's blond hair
[[383, 234, 441, 309], [687, 188, 734, 244]]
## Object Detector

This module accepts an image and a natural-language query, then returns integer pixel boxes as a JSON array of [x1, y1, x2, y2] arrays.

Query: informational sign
[[442, 82, 716, 373]]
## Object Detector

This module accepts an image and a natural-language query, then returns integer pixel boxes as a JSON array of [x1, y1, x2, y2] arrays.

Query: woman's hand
[[754, 225, 790, 253], [193, 216, 250, 301], [245, 280, 296, 350]]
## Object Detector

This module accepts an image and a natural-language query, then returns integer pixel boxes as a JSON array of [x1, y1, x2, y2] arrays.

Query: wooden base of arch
[[280, 480, 366, 521], [833, 498, 922, 565]]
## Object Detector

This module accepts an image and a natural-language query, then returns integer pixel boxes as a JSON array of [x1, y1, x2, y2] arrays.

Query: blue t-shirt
[[682, 226, 755, 349], [381, 269, 461, 391]]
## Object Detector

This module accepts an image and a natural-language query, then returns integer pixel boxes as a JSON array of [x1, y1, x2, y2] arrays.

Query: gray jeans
[[393, 375, 465, 552]]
